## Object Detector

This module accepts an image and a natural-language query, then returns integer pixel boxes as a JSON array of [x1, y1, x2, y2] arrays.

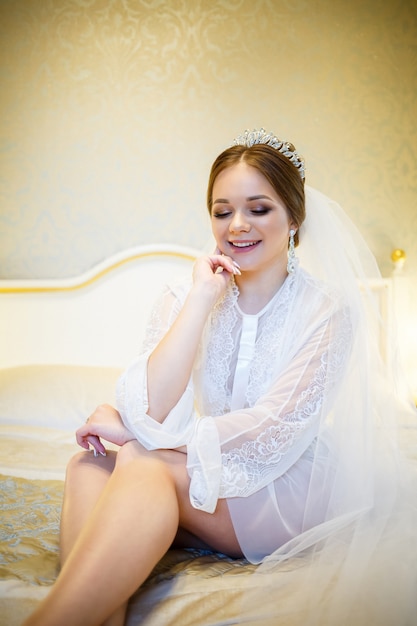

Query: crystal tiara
[[232, 128, 305, 180]]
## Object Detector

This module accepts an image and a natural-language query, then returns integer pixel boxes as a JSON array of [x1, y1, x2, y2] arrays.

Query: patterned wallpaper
[[1, 0, 416, 384]]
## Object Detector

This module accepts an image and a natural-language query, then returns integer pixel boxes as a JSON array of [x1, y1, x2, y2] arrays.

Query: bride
[[24, 129, 417, 626]]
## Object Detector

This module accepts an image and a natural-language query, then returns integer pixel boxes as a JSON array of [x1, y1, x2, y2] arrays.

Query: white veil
[[240, 186, 417, 625]]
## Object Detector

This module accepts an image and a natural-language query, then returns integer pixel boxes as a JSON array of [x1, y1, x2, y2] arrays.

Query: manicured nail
[[233, 260, 241, 268], [99, 451, 107, 457]]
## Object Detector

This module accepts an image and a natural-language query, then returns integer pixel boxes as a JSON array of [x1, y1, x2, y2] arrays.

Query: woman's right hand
[[192, 251, 240, 301]]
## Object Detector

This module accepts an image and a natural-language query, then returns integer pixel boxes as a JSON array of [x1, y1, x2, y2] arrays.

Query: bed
[[0, 244, 262, 626], [0, 244, 415, 626]]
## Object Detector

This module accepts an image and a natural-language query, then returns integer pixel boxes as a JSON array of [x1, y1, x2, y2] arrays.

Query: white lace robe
[[116, 268, 353, 562]]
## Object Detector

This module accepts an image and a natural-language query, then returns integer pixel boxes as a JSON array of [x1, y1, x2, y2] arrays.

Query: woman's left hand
[[76, 404, 136, 456]]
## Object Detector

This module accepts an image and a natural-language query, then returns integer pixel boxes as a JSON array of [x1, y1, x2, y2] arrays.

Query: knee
[[115, 442, 173, 482], [66, 450, 90, 474], [114, 439, 154, 468], [65, 449, 117, 480]]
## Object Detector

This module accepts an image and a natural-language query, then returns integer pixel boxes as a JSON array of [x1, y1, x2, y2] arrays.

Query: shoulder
[[166, 275, 192, 297], [292, 269, 354, 334], [154, 276, 192, 309], [296, 268, 345, 308]]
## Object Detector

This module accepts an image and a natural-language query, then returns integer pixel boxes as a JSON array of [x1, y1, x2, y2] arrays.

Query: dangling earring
[[287, 229, 297, 274]]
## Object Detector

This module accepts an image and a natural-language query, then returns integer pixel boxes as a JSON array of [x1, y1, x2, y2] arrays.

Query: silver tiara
[[232, 128, 305, 180]]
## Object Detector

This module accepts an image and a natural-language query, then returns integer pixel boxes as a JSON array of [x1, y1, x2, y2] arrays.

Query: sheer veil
[[241, 186, 417, 625]]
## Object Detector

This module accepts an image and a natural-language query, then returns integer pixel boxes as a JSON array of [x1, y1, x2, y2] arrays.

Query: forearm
[[146, 284, 217, 423]]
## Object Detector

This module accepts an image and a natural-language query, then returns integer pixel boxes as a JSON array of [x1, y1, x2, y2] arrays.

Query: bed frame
[[0, 244, 199, 369], [0, 243, 394, 369]]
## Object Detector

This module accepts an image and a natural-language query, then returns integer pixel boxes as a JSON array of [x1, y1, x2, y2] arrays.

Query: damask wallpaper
[[1, 0, 416, 386]]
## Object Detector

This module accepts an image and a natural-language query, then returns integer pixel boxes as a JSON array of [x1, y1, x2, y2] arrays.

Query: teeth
[[232, 241, 258, 248]]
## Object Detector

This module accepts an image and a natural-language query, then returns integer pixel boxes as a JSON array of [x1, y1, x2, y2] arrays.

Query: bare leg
[[23, 441, 242, 626], [60, 451, 127, 626], [60, 450, 117, 563], [23, 448, 179, 626]]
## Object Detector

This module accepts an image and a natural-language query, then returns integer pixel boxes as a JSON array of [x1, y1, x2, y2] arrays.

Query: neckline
[[234, 272, 293, 319]]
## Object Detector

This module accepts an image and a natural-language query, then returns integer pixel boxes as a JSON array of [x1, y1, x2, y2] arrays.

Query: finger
[[86, 435, 107, 457], [215, 252, 240, 269], [75, 427, 89, 449], [75, 427, 107, 456], [75, 424, 91, 447], [211, 254, 241, 275]]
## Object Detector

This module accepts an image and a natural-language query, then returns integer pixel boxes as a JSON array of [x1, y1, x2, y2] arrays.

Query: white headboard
[[0, 245, 199, 369], [0, 245, 394, 372]]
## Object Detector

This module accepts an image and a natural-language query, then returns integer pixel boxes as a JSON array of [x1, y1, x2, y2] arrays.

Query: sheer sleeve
[[186, 301, 353, 512], [116, 280, 196, 449]]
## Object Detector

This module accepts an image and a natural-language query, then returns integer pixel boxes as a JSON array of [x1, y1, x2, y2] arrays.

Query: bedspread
[[1, 365, 416, 626], [0, 366, 260, 626]]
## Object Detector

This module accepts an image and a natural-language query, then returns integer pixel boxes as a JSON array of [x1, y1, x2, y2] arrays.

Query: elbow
[[145, 404, 169, 424]]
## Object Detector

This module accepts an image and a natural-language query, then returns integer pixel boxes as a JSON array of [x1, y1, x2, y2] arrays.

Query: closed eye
[[250, 206, 271, 215], [212, 211, 232, 218]]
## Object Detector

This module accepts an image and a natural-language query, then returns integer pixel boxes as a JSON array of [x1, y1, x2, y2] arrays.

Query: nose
[[229, 211, 250, 233]]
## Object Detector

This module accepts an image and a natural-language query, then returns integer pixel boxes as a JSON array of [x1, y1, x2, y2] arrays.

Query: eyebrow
[[212, 194, 274, 205]]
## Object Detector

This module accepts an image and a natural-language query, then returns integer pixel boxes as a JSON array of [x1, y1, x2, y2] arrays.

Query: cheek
[[211, 219, 223, 238]]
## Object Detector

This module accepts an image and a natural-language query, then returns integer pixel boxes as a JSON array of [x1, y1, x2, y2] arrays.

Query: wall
[[1, 0, 416, 387]]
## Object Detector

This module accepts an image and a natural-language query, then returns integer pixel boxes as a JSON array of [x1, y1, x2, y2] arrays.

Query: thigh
[[61, 450, 118, 562], [65, 449, 118, 490], [116, 441, 243, 558]]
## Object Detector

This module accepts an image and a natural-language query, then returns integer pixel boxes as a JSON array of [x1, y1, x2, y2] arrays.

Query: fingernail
[[93, 449, 98, 457], [99, 451, 107, 457], [233, 266, 241, 275], [233, 261, 241, 268]]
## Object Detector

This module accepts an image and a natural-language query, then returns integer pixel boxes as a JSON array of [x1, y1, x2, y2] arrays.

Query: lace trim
[[218, 301, 353, 498], [218, 357, 325, 498], [140, 286, 174, 354], [246, 274, 296, 406], [202, 274, 297, 413], [116, 357, 147, 425], [203, 280, 239, 414]]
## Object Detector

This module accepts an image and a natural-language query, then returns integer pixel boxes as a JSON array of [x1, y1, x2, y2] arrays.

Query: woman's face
[[210, 162, 295, 276]]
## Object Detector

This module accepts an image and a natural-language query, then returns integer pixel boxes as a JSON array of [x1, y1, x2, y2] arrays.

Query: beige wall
[[1, 0, 416, 385]]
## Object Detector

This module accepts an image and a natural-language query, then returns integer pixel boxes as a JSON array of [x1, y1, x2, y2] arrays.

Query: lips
[[229, 240, 260, 250]]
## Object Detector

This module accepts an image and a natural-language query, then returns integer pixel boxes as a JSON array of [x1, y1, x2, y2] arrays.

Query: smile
[[229, 241, 260, 249]]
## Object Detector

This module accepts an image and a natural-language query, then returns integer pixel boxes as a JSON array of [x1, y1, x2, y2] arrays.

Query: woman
[[24, 130, 417, 626]]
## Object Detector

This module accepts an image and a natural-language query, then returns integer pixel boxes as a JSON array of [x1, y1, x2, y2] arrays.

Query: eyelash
[[213, 212, 231, 219], [213, 207, 271, 218], [251, 207, 271, 215]]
